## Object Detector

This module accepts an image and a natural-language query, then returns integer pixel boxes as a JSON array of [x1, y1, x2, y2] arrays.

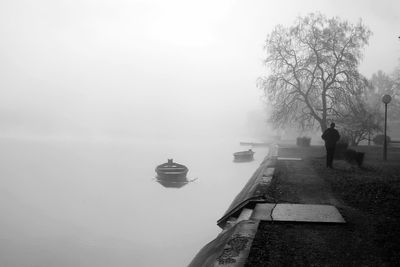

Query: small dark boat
[[156, 179, 189, 188], [233, 149, 255, 162], [155, 159, 189, 180]]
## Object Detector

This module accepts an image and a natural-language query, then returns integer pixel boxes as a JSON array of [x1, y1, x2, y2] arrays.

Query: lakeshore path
[[270, 146, 340, 206], [245, 145, 391, 266], [190, 145, 400, 266]]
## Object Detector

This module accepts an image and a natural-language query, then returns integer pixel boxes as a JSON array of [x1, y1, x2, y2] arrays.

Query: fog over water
[[0, 138, 269, 266], [0, 0, 399, 266]]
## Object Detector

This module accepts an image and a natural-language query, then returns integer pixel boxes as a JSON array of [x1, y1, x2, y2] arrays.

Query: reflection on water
[[0, 137, 269, 267], [155, 177, 197, 188]]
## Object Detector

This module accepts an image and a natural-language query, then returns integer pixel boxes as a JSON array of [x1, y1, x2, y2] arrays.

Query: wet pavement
[[190, 145, 349, 266], [274, 152, 341, 206], [272, 204, 345, 223]]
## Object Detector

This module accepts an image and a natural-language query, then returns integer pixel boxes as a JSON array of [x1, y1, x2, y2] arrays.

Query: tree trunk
[[320, 118, 327, 132]]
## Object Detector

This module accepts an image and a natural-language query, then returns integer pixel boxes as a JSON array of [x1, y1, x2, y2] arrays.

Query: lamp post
[[368, 114, 372, 146], [382, 94, 392, 161]]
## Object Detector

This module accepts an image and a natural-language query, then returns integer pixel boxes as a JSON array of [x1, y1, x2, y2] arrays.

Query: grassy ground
[[246, 145, 400, 266], [315, 145, 400, 264]]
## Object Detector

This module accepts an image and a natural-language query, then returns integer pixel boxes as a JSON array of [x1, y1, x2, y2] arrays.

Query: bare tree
[[337, 86, 382, 145], [368, 70, 400, 119], [258, 13, 372, 132]]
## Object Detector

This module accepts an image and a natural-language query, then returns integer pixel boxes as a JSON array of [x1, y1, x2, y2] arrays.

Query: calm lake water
[[0, 137, 269, 267]]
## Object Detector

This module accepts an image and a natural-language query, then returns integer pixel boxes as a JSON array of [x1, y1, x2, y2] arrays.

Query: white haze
[[1, 0, 399, 140], [0, 1, 399, 267]]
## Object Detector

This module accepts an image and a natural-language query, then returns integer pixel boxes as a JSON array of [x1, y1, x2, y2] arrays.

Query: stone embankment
[[189, 145, 346, 266]]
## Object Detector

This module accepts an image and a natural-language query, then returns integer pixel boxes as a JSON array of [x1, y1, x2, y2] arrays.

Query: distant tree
[[393, 61, 400, 88], [337, 88, 382, 146], [370, 70, 395, 95], [389, 62, 400, 113], [258, 13, 372, 132], [368, 70, 400, 119]]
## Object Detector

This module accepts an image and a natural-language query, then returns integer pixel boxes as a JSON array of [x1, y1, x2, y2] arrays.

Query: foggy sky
[[1, 0, 399, 140]]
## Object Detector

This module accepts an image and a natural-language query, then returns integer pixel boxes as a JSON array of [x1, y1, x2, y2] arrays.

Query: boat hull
[[155, 178, 189, 188], [233, 150, 255, 162], [155, 169, 188, 180], [154, 159, 191, 188]]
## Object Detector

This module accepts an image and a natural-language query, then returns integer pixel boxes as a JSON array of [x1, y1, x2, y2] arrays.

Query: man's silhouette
[[321, 123, 340, 168]]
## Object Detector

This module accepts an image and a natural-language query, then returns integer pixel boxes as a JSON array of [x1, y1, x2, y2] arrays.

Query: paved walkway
[[190, 145, 349, 266], [274, 155, 341, 206], [245, 146, 387, 266]]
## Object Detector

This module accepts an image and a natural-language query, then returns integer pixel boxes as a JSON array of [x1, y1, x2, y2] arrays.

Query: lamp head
[[382, 94, 392, 104]]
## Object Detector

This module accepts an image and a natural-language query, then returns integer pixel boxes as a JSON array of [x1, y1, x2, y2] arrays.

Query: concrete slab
[[262, 167, 275, 177], [277, 157, 302, 161], [272, 204, 345, 223], [270, 145, 279, 156], [214, 220, 259, 267], [236, 208, 253, 223], [189, 220, 259, 267], [251, 203, 276, 221], [259, 176, 272, 184]]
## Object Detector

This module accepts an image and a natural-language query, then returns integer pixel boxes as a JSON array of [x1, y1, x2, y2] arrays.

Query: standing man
[[321, 122, 340, 168]]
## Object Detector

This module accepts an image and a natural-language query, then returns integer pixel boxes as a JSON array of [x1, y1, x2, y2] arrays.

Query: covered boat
[[155, 159, 188, 180], [233, 149, 255, 162]]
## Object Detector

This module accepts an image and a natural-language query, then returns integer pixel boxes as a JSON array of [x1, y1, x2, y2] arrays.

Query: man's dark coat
[[321, 128, 340, 147]]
